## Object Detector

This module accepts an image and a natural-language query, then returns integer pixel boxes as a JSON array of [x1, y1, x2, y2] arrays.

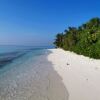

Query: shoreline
[[0, 48, 100, 100], [0, 49, 69, 100]]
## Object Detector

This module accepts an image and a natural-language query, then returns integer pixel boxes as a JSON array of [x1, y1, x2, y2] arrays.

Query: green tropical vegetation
[[54, 18, 100, 59]]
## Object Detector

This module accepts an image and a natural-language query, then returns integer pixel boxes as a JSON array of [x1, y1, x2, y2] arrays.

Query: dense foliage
[[54, 18, 100, 59]]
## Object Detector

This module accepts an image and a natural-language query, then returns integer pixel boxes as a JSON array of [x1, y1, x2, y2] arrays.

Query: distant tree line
[[54, 18, 100, 59]]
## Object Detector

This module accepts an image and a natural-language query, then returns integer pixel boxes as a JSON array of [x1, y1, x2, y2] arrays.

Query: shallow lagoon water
[[0, 45, 48, 74]]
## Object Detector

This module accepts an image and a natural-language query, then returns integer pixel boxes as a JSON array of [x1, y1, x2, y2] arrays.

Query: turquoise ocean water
[[0, 45, 53, 75]]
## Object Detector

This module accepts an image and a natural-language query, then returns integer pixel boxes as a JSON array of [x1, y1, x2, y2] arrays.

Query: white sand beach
[[0, 48, 100, 100], [48, 49, 100, 100]]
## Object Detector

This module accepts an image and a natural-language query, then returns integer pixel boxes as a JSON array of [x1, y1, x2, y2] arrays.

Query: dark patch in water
[[0, 46, 53, 68], [0, 52, 27, 68]]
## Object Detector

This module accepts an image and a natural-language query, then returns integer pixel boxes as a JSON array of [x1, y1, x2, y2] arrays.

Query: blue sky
[[0, 0, 100, 46]]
